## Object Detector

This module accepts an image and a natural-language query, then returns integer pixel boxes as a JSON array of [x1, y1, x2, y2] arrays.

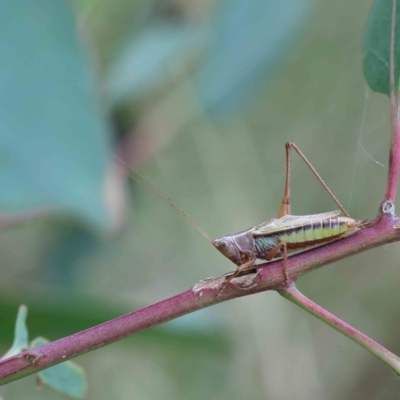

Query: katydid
[[117, 142, 367, 290]]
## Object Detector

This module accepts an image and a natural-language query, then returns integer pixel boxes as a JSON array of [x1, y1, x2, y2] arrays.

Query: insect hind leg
[[278, 143, 292, 218], [280, 142, 350, 218], [266, 241, 289, 285]]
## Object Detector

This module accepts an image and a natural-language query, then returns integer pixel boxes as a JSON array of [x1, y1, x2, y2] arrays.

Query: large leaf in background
[[0, 0, 111, 229], [107, 20, 208, 105], [195, 0, 311, 116], [363, 0, 400, 96]]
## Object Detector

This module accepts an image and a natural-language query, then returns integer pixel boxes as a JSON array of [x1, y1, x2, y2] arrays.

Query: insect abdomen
[[278, 217, 352, 244]]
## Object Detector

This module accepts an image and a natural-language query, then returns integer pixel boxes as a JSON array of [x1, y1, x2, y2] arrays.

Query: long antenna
[[113, 154, 213, 243]]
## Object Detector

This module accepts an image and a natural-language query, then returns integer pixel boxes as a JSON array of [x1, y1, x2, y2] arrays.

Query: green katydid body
[[213, 210, 366, 273], [211, 142, 369, 287]]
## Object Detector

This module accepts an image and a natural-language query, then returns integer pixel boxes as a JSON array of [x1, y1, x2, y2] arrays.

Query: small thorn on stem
[[382, 200, 395, 215]]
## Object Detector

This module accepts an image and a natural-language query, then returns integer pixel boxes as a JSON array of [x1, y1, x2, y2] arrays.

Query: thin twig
[[279, 286, 400, 376]]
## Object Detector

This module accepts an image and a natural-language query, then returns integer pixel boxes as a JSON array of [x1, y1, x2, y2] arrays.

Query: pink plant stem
[[386, 0, 400, 204], [279, 286, 400, 376], [1, 212, 400, 385], [386, 94, 400, 204]]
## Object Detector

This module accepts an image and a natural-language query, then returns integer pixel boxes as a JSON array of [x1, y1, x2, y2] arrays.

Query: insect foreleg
[[266, 241, 289, 285], [217, 258, 256, 297]]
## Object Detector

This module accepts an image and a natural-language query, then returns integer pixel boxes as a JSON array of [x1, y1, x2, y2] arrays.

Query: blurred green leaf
[[107, 20, 208, 104], [0, 291, 128, 344], [32, 337, 87, 399], [0, 0, 111, 229], [195, 0, 311, 116], [2, 305, 29, 359], [42, 224, 103, 287], [363, 0, 400, 95]]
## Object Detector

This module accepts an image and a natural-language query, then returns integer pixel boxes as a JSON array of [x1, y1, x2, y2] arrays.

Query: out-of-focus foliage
[[108, 0, 311, 115], [364, 0, 400, 95], [2, 0, 400, 399], [2, 306, 86, 398], [194, 0, 311, 116], [0, 0, 111, 229], [107, 21, 208, 105], [1, 306, 28, 360]]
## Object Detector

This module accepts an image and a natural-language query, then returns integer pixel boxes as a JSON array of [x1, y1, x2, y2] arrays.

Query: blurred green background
[[1, 0, 400, 399]]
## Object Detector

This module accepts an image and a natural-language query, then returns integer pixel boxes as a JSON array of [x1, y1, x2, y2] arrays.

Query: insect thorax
[[254, 236, 276, 258]]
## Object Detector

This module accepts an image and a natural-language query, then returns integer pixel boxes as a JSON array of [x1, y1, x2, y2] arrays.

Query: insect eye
[[219, 240, 229, 251]]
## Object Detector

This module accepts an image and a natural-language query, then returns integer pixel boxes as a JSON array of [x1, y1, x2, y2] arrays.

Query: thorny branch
[[2, 0, 400, 387]]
